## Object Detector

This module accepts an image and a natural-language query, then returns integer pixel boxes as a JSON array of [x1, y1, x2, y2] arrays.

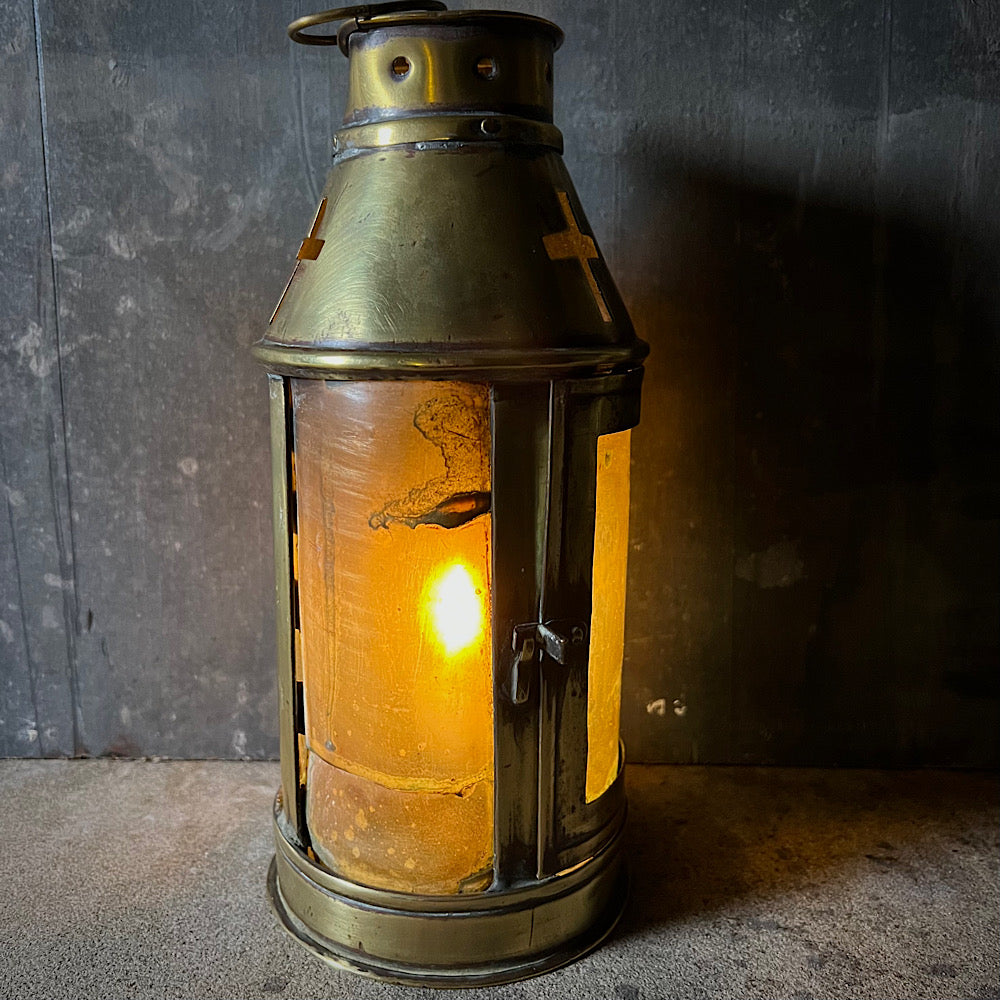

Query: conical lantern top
[[254, 1, 647, 380]]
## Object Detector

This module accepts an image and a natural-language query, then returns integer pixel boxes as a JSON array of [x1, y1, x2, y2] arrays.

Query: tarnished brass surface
[[331, 113, 563, 154], [343, 17, 559, 123], [489, 382, 549, 886], [255, 7, 646, 375], [267, 377, 303, 844], [256, 143, 644, 370], [257, 6, 645, 985], [268, 797, 627, 986], [253, 343, 644, 379]]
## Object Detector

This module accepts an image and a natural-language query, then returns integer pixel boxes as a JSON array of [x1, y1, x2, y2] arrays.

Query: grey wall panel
[[0, 0, 78, 756], [595, 0, 746, 765], [550, 0, 1000, 765], [1, 0, 997, 764], [23, 0, 346, 757]]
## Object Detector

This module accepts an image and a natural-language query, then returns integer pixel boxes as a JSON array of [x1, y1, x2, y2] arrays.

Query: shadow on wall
[[620, 143, 999, 768]]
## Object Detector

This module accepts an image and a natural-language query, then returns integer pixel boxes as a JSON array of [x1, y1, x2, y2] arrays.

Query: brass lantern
[[254, 2, 647, 986]]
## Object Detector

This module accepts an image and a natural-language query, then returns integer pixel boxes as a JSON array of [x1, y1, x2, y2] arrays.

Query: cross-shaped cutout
[[269, 197, 328, 325], [297, 197, 328, 260], [542, 191, 612, 323]]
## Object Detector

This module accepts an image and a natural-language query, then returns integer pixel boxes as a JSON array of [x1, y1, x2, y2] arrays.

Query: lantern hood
[[253, 2, 648, 379]]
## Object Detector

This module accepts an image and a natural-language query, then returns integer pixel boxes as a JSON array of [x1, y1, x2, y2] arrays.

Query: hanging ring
[[287, 2, 448, 46]]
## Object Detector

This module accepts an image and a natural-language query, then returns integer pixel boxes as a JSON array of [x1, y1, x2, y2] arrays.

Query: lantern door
[[536, 374, 639, 877], [491, 374, 639, 883]]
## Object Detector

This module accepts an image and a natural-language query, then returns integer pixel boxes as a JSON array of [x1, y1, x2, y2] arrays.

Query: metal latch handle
[[508, 620, 588, 704]]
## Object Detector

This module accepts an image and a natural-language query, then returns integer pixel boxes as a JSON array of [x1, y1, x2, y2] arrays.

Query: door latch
[[508, 620, 588, 704]]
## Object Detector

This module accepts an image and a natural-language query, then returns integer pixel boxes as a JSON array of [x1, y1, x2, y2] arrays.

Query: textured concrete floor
[[0, 761, 996, 1000]]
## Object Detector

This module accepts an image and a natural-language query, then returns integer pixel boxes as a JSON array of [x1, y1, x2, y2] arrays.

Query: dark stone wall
[[2, 0, 997, 764]]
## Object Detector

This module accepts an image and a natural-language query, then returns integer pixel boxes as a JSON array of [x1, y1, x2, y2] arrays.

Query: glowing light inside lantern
[[427, 562, 485, 656]]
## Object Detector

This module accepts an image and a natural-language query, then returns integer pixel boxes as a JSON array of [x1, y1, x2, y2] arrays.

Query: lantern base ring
[[267, 806, 628, 987]]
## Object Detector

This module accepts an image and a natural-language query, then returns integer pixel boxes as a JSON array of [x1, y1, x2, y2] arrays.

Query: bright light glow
[[426, 562, 484, 656]]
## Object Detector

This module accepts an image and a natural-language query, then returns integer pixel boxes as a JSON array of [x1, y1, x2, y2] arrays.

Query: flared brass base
[[267, 809, 628, 987]]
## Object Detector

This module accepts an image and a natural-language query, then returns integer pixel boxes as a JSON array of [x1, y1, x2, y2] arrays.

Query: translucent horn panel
[[586, 428, 631, 803], [292, 379, 494, 893]]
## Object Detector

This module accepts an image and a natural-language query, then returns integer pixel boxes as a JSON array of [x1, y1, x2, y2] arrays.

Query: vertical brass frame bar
[[268, 375, 306, 844], [538, 380, 596, 875], [490, 383, 550, 887], [536, 380, 565, 876]]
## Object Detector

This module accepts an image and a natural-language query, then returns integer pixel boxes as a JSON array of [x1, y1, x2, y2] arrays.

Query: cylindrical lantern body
[[255, 6, 647, 986]]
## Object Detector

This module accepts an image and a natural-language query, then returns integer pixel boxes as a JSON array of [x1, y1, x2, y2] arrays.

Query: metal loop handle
[[287, 2, 448, 46]]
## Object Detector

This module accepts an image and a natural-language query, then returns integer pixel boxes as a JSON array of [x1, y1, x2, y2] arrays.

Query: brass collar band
[[332, 113, 563, 156], [268, 795, 627, 986], [252, 343, 649, 380]]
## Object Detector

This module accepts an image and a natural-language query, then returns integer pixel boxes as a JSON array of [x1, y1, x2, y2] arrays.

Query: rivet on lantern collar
[[255, 1, 646, 986]]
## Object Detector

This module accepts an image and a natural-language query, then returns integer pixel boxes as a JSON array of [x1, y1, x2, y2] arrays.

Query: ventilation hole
[[480, 117, 502, 136], [475, 56, 498, 80], [391, 56, 410, 78]]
